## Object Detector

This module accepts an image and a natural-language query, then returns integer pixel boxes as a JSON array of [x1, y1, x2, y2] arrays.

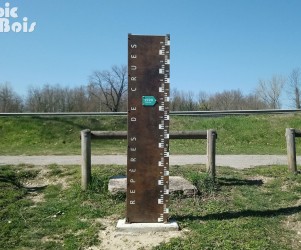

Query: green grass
[[1, 164, 301, 249], [0, 114, 301, 155], [0, 164, 125, 249]]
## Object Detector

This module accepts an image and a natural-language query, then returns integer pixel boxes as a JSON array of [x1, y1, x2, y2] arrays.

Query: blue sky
[[1, 0, 301, 105]]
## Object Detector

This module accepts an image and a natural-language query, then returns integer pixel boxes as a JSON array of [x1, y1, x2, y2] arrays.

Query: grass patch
[[1, 164, 301, 249], [0, 164, 126, 249], [1, 114, 301, 155]]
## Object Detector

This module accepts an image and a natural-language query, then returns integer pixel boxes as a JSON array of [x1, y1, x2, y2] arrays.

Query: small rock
[[108, 176, 197, 197]]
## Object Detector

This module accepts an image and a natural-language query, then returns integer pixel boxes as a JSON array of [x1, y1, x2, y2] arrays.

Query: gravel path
[[0, 155, 300, 169]]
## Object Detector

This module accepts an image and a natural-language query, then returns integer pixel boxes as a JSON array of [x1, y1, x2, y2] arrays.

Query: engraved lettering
[[131, 76, 137, 81], [130, 158, 136, 162], [130, 190, 136, 194], [131, 107, 137, 111], [131, 54, 137, 59], [130, 137, 137, 141], [131, 44, 137, 48], [130, 200, 135, 205], [130, 147, 136, 151], [131, 87, 137, 91], [131, 65, 137, 70], [130, 179, 135, 183], [131, 117, 136, 122]]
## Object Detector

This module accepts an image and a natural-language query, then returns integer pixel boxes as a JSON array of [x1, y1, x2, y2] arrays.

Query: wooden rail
[[80, 129, 217, 190], [90, 130, 213, 140], [286, 128, 301, 174]]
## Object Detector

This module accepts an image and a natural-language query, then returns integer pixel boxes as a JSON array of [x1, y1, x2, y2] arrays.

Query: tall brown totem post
[[127, 34, 170, 223]]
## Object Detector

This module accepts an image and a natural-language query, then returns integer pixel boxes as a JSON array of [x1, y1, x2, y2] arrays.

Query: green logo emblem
[[142, 96, 157, 106]]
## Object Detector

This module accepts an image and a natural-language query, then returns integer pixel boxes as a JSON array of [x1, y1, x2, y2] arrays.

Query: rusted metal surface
[[127, 34, 170, 223]]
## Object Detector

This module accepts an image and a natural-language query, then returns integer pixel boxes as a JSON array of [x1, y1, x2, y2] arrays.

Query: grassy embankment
[[0, 113, 301, 155]]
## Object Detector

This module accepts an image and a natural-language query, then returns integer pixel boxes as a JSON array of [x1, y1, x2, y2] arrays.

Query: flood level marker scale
[[127, 34, 170, 223]]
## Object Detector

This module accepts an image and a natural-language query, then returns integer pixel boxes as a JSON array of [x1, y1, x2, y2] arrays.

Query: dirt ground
[[87, 216, 186, 250], [19, 165, 301, 249], [21, 166, 186, 249]]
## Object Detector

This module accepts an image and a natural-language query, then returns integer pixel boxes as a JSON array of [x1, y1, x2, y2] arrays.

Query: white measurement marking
[[164, 152, 169, 157], [158, 198, 164, 204], [158, 142, 164, 148], [165, 78, 170, 83], [159, 49, 165, 55], [164, 170, 169, 176], [159, 124, 164, 129], [158, 180, 164, 185]]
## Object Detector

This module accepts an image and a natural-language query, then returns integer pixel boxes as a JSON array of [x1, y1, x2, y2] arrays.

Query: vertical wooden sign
[[127, 34, 170, 223]]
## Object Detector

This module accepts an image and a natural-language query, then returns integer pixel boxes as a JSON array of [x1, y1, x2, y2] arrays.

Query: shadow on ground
[[174, 205, 301, 222], [218, 177, 264, 187]]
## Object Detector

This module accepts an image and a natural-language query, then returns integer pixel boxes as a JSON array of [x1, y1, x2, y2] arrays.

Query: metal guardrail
[[0, 109, 301, 117], [171, 109, 301, 116]]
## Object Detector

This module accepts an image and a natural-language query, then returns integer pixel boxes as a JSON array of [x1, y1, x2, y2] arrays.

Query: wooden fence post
[[81, 129, 91, 190], [207, 129, 216, 180], [286, 128, 297, 174]]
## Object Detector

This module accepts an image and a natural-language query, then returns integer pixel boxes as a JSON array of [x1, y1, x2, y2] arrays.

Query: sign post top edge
[[128, 33, 170, 38]]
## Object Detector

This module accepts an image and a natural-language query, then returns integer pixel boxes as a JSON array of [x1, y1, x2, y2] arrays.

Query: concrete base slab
[[116, 219, 179, 232]]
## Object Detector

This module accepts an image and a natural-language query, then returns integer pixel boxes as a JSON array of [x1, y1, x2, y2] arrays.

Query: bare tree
[[288, 68, 301, 109], [208, 90, 244, 110], [170, 89, 199, 111], [197, 91, 210, 110], [0, 82, 23, 112], [88, 65, 128, 112], [26, 84, 58, 112], [170, 88, 268, 111], [256, 75, 286, 109]]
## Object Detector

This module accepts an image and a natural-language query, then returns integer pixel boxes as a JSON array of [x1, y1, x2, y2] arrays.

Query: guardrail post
[[206, 129, 216, 180], [286, 128, 297, 174], [81, 129, 91, 190]]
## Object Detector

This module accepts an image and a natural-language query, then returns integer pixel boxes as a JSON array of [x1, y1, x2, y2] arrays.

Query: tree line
[[1, 66, 300, 112]]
